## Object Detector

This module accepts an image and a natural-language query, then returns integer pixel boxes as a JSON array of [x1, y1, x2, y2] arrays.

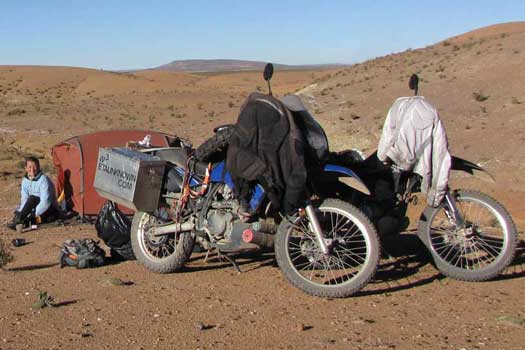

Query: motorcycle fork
[[305, 204, 329, 255], [444, 191, 465, 227]]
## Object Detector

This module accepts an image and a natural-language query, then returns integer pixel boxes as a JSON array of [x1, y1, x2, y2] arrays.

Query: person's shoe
[[5, 212, 21, 231], [6, 220, 16, 231]]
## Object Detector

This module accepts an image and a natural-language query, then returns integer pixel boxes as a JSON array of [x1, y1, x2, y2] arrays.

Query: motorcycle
[[334, 76, 517, 282], [121, 64, 380, 298]]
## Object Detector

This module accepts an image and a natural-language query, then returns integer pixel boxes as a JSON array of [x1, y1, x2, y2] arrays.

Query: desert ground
[[1, 22, 524, 350]]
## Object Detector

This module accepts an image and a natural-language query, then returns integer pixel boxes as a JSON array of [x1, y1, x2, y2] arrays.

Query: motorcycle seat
[[153, 148, 210, 176]]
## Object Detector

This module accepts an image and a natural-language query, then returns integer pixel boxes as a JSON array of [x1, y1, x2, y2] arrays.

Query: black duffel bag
[[95, 201, 135, 261]]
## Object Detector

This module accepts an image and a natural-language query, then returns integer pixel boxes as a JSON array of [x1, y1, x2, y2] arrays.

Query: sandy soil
[[1, 22, 525, 350]]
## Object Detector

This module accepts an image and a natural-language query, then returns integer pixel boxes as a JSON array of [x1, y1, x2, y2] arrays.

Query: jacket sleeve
[[35, 176, 54, 216], [19, 179, 29, 212], [426, 118, 451, 207], [377, 104, 397, 162]]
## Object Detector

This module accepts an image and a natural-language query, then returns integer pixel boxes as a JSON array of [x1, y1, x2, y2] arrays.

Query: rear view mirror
[[263, 63, 274, 81], [409, 74, 419, 95]]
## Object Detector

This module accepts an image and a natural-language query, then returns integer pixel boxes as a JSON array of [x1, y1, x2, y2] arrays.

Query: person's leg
[[6, 195, 40, 230], [40, 205, 59, 223], [17, 195, 40, 225]]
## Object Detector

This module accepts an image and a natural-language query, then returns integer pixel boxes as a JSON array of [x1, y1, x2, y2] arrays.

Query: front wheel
[[274, 199, 380, 298], [130, 211, 195, 273], [418, 190, 517, 281]]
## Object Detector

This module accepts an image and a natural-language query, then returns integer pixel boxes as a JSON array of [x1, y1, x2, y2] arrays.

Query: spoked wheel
[[130, 211, 195, 273], [275, 199, 380, 298], [419, 190, 517, 281]]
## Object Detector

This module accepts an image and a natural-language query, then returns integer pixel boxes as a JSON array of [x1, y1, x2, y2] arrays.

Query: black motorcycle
[[333, 74, 517, 282]]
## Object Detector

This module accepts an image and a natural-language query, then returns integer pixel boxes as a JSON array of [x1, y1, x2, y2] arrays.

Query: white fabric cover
[[377, 96, 451, 207]]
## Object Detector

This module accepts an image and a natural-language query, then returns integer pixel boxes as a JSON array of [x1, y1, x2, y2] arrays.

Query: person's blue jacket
[[19, 172, 57, 216]]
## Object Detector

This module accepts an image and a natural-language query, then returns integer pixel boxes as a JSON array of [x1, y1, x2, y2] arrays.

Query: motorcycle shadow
[[360, 233, 525, 296], [357, 230, 445, 297], [493, 241, 525, 281]]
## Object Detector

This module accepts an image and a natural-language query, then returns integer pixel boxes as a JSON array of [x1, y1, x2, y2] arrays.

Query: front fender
[[323, 164, 371, 195]]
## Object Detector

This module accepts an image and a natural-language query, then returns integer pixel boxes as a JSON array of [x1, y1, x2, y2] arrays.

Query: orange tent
[[52, 130, 177, 219]]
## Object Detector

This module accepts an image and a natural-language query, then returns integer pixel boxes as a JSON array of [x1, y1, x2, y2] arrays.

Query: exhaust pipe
[[242, 229, 274, 248], [151, 221, 194, 236]]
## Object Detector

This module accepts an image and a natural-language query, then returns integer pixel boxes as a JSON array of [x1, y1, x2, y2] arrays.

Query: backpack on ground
[[59, 239, 106, 269]]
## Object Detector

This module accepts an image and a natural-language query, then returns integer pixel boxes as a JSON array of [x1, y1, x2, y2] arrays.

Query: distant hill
[[151, 59, 344, 73]]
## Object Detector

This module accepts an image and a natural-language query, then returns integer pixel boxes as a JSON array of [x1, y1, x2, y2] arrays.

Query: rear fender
[[323, 164, 371, 195], [451, 156, 495, 183]]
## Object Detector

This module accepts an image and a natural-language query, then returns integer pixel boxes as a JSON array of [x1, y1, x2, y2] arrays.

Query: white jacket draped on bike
[[377, 96, 451, 207]]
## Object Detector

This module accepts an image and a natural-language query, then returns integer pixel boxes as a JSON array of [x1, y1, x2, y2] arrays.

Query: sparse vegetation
[[473, 91, 489, 102], [7, 108, 26, 116], [16, 160, 25, 169], [0, 239, 13, 269], [148, 115, 156, 126], [462, 41, 477, 49]]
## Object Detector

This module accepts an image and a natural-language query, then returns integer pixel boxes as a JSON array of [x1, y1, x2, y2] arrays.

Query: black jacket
[[226, 93, 307, 212]]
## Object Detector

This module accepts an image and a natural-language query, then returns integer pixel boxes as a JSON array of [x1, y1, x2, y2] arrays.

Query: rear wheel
[[195, 126, 233, 162], [274, 199, 380, 298], [418, 190, 517, 281], [130, 211, 195, 273]]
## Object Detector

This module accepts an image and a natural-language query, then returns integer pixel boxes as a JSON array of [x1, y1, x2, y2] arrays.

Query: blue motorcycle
[[125, 65, 380, 298]]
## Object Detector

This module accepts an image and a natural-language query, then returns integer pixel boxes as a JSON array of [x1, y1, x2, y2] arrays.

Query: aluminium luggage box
[[94, 148, 166, 212]]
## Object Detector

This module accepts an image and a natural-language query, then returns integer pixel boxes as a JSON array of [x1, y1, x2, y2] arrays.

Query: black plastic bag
[[95, 201, 135, 260]]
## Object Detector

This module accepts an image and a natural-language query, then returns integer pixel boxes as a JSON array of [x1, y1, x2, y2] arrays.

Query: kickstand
[[217, 250, 242, 274], [203, 249, 214, 263]]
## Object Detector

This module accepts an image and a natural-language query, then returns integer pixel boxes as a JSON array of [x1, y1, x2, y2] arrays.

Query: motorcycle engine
[[203, 185, 252, 246], [206, 210, 234, 240]]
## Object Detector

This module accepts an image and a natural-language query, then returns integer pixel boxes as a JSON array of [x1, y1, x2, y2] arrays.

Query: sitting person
[[7, 156, 59, 230]]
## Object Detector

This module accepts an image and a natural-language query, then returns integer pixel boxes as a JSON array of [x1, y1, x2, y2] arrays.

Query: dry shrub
[[473, 91, 489, 102], [0, 239, 13, 269]]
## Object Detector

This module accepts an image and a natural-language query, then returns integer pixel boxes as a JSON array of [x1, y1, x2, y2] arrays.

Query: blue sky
[[0, 1, 523, 70]]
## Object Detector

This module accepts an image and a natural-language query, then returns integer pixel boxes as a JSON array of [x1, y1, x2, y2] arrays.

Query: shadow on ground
[[8, 262, 59, 272]]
